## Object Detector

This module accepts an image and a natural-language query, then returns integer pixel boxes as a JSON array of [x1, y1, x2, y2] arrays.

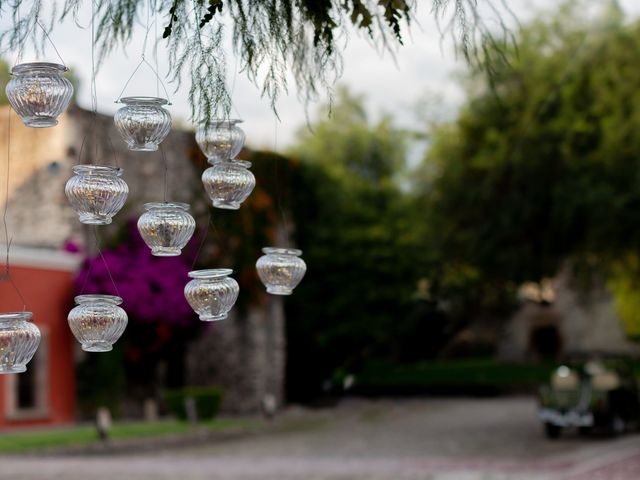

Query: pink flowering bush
[[75, 221, 199, 328]]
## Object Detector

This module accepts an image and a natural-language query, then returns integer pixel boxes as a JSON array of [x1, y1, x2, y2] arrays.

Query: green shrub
[[164, 387, 223, 421]]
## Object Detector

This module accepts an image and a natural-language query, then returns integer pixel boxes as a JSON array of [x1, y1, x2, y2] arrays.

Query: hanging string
[[1, 107, 27, 311], [90, 0, 99, 162], [114, 0, 171, 104], [114, 57, 172, 104], [153, 0, 160, 98], [35, 20, 68, 68], [273, 118, 291, 247], [106, 135, 120, 169], [229, 53, 242, 120], [79, 227, 121, 297], [160, 144, 169, 202], [13, 2, 25, 67], [190, 210, 214, 270]]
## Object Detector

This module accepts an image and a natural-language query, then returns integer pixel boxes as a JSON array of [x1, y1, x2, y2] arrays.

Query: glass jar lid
[[72, 165, 123, 177], [75, 294, 123, 305], [119, 96, 169, 106], [11, 62, 68, 74], [188, 269, 233, 279], [262, 247, 302, 256], [0, 312, 33, 322], [144, 202, 190, 211]]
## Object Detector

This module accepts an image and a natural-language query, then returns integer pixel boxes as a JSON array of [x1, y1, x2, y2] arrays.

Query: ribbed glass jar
[[114, 96, 171, 151], [6, 62, 73, 128], [0, 312, 41, 374], [256, 248, 307, 295], [68, 295, 128, 352], [65, 165, 129, 225], [184, 269, 239, 321], [195, 119, 245, 163], [137, 202, 196, 256], [202, 160, 255, 210]]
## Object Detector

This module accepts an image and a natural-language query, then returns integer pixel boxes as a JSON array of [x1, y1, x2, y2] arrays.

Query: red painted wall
[[0, 265, 76, 429]]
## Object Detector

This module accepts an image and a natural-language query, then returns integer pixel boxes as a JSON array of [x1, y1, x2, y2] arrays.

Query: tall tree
[[422, 2, 640, 337], [286, 87, 439, 399]]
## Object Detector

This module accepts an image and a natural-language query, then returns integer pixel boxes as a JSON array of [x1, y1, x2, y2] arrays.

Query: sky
[[5, 0, 640, 148]]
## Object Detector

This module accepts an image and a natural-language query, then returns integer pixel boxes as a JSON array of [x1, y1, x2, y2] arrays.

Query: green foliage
[[286, 87, 447, 399], [164, 386, 223, 420], [608, 255, 640, 340], [0, 418, 250, 454], [0, 1, 506, 123], [422, 2, 640, 301], [0, 60, 9, 105], [76, 344, 126, 419], [356, 359, 556, 391]]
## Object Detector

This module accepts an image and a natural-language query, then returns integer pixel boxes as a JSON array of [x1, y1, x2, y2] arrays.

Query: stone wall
[[185, 298, 286, 413], [498, 267, 640, 360]]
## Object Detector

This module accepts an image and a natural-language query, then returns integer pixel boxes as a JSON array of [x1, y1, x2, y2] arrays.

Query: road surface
[[0, 397, 638, 480]]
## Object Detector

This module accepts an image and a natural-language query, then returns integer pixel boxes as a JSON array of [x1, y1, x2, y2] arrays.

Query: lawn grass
[[0, 418, 253, 454]]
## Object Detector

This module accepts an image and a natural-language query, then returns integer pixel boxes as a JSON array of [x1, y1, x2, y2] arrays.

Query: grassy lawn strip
[[0, 418, 252, 454]]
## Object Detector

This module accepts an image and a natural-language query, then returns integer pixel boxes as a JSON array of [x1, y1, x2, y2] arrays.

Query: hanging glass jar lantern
[[184, 269, 239, 321], [137, 202, 196, 256], [114, 97, 171, 151], [0, 312, 41, 374], [5, 62, 73, 128], [256, 248, 307, 295], [201, 160, 255, 210], [68, 295, 128, 352], [195, 119, 245, 163], [65, 165, 129, 225]]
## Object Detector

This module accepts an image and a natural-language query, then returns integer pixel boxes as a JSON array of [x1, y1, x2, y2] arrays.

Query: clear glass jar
[[114, 96, 171, 151], [65, 165, 129, 225], [184, 269, 239, 321], [195, 119, 245, 163], [202, 160, 255, 210], [6, 62, 74, 128], [137, 202, 196, 256], [68, 295, 128, 352], [0, 312, 41, 374], [256, 247, 307, 295]]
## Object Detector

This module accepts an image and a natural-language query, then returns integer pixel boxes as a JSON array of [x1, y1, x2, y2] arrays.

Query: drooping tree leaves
[[0, 1, 509, 124]]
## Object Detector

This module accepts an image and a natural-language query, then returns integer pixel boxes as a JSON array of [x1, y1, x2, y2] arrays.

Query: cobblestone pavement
[[0, 397, 638, 480]]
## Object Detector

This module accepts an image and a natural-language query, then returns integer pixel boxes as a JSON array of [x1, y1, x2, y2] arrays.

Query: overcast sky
[[6, 0, 640, 148]]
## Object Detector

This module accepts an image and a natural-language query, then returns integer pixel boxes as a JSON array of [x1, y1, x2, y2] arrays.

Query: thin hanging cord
[[90, 0, 99, 162], [229, 54, 242, 119], [35, 20, 67, 68], [160, 144, 169, 202], [273, 119, 291, 247], [153, 0, 160, 98], [93, 227, 120, 297], [114, 58, 172, 103], [115, 0, 171, 104], [1, 107, 27, 310], [106, 135, 120, 169], [79, 227, 121, 297], [90, 0, 98, 115], [13, 3, 25, 67], [190, 210, 214, 270]]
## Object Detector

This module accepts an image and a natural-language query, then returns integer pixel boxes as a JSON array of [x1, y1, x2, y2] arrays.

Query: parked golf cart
[[538, 354, 639, 439]]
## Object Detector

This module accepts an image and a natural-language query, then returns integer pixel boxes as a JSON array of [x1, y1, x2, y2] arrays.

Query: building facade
[[0, 246, 79, 429], [0, 104, 286, 422]]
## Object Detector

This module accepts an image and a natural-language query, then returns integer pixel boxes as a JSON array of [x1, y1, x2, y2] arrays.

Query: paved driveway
[[0, 397, 638, 480]]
